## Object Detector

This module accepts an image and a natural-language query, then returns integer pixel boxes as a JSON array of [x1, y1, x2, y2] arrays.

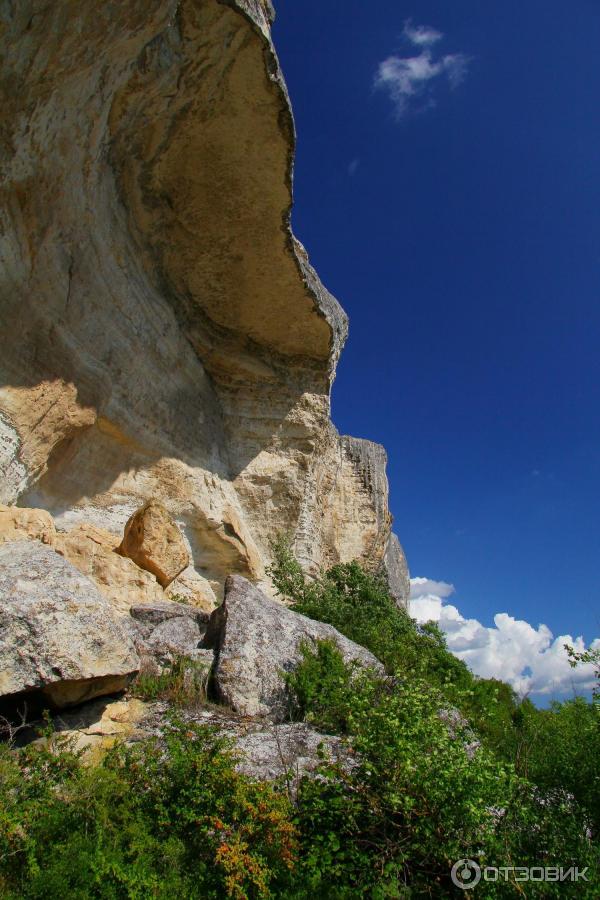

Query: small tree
[[564, 643, 600, 708]]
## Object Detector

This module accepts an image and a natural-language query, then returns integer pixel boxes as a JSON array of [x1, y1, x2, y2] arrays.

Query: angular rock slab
[[0, 541, 139, 708], [206, 575, 383, 720], [119, 502, 189, 588]]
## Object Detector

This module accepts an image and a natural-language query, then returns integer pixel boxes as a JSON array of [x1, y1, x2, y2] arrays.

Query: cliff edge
[[0, 0, 409, 609]]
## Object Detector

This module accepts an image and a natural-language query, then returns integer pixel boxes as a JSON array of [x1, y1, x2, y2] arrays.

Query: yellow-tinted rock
[[0, 0, 404, 607], [0, 503, 56, 547], [56, 522, 165, 614], [119, 502, 189, 589], [38, 698, 148, 764]]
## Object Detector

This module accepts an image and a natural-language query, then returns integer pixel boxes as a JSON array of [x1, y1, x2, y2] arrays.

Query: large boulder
[[118, 502, 189, 589], [0, 541, 139, 708], [205, 575, 383, 720], [0, 503, 56, 547]]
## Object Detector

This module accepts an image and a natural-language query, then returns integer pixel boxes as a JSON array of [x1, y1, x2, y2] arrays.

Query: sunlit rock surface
[[0, 0, 407, 606]]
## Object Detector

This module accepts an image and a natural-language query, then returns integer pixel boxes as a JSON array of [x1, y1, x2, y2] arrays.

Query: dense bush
[[285, 641, 598, 897], [0, 542, 597, 897], [0, 720, 296, 899], [271, 538, 599, 895]]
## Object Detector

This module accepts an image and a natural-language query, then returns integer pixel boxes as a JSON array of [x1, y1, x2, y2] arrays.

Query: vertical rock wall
[[0, 0, 409, 608]]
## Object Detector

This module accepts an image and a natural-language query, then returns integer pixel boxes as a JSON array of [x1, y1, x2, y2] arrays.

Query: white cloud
[[374, 23, 469, 119], [410, 577, 600, 698], [403, 20, 443, 48], [410, 577, 455, 599]]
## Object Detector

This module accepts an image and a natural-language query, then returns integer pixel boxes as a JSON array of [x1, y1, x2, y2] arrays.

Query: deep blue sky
[[273, 1, 600, 648]]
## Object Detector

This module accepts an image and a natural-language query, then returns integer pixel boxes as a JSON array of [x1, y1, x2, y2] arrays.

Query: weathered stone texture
[[206, 575, 383, 720], [0, 503, 56, 547], [0, 0, 405, 602], [383, 533, 411, 611], [0, 542, 139, 708], [119, 502, 190, 588]]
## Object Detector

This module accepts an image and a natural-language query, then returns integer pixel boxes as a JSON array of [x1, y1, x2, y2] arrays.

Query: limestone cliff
[[0, 0, 409, 607]]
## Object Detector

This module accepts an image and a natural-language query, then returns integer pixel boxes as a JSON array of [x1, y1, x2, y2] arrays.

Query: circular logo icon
[[451, 859, 481, 890]]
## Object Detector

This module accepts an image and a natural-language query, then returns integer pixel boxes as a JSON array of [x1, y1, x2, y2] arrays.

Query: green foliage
[[510, 696, 600, 836], [284, 639, 369, 734], [268, 536, 473, 693], [270, 539, 600, 894], [566, 643, 600, 706], [0, 720, 297, 899], [1, 540, 598, 897], [131, 655, 211, 707], [286, 642, 599, 897]]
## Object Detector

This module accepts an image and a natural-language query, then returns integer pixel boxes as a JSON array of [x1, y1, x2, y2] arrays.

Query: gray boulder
[[130, 600, 210, 631], [0, 541, 139, 708], [205, 574, 383, 720], [129, 601, 211, 667]]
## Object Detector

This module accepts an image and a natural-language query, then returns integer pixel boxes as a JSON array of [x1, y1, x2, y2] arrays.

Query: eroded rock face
[[382, 533, 411, 611], [0, 0, 406, 599], [55, 521, 166, 614], [0, 542, 139, 708], [206, 575, 383, 720]]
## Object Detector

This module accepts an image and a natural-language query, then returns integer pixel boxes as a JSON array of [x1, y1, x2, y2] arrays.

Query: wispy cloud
[[402, 20, 443, 47], [375, 20, 470, 119], [410, 578, 600, 698], [348, 158, 360, 177]]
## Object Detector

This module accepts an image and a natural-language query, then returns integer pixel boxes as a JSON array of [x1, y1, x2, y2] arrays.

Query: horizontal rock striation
[[0, 0, 407, 606]]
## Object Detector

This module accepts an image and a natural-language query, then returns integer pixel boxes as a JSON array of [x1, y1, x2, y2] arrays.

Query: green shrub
[[131, 655, 211, 707], [286, 641, 599, 897], [0, 719, 297, 899], [269, 537, 474, 689]]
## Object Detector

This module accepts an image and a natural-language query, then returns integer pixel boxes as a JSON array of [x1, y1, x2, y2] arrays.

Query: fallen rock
[[56, 522, 165, 614], [166, 567, 217, 614], [206, 574, 383, 720], [0, 541, 139, 708], [234, 722, 353, 784], [130, 600, 210, 631], [129, 601, 212, 668], [0, 503, 56, 547], [118, 502, 189, 588]]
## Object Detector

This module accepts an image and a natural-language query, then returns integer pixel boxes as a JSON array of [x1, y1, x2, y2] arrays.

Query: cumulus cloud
[[410, 578, 600, 698], [375, 20, 469, 118], [410, 577, 455, 599]]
